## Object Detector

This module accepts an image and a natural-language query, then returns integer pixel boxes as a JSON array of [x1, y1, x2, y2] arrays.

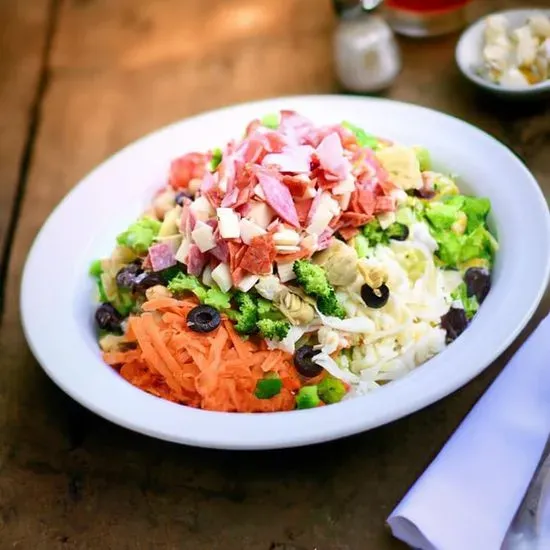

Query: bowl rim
[[20, 94, 550, 450], [456, 8, 550, 95]]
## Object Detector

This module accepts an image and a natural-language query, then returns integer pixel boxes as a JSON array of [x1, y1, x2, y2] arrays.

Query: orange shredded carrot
[[109, 297, 312, 412]]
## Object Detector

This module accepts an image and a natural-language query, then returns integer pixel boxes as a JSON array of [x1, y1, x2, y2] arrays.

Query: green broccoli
[[168, 273, 208, 301], [233, 292, 259, 334], [255, 376, 283, 399], [352, 233, 370, 258], [414, 146, 431, 172], [257, 298, 284, 320], [362, 219, 388, 247], [342, 121, 379, 150], [317, 291, 346, 319], [293, 260, 333, 298], [204, 286, 232, 310], [209, 148, 223, 172], [451, 282, 479, 320], [295, 386, 321, 409], [116, 217, 161, 255], [318, 376, 347, 404], [261, 113, 280, 129], [256, 318, 291, 340]]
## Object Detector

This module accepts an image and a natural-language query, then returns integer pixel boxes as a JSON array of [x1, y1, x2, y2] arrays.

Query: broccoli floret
[[296, 386, 321, 409], [317, 291, 346, 319], [318, 376, 347, 404], [168, 273, 208, 301], [209, 148, 223, 172], [234, 292, 259, 334], [352, 233, 370, 258], [116, 217, 161, 255], [261, 113, 280, 129], [451, 282, 479, 320], [257, 318, 291, 340], [362, 219, 388, 247], [386, 222, 409, 241], [257, 298, 285, 321], [342, 121, 379, 150], [255, 376, 283, 399], [293, 260, 332, 298]]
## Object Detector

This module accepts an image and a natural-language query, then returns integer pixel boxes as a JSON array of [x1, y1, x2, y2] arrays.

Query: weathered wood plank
[[0, 0, 52, 298]]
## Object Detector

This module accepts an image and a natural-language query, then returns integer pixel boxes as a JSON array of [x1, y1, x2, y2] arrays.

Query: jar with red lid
[[384, 0, 474, 37]]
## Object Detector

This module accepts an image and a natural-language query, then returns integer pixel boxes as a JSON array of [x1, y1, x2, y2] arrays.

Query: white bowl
[[456, 8, 550, 97], [21, 95, 550, 450]]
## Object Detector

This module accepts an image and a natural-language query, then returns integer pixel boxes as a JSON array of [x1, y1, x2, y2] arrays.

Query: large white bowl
[[21, 96, 550, 450]]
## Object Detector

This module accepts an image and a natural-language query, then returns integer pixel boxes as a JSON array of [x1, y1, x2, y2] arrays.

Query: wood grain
[[0, 0, 548, 549], [0, 0, 52, 303]]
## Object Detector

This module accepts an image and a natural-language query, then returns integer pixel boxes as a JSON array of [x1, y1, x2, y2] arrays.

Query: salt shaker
[[333, 0, 402, 93]]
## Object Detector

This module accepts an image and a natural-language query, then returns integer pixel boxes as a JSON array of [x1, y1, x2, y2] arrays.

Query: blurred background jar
[[383, 0, 474, 37]]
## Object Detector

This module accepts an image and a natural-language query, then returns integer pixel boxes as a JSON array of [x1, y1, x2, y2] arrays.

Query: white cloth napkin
[[387, 313, 550, 550]]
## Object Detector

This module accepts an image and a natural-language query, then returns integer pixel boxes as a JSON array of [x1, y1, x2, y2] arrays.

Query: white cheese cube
[[338, 191, 351, 211], [217, 208, 241, 239], [273, 229, 300, 247], [202, 265, 214, 287], [499, 67, 530, 88], [191, 221, 216, 252], [247, 202, 275, 229], [253, 184, 266, 200], [331, 175, 355, 195], [377, 212, 396, 230], [275, 245, 301, 254], [190, 196, 215, 221], [239, 218, 266, 245], [236, 273, 260, 292], [277, 261, 296, 283], [175, 237, 192, 264], [306, 193, 340, 236], [211, 262, 233, 293], [513, 26, 538, 67]]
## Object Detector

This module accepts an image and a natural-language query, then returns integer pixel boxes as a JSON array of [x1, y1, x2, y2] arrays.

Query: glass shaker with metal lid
[[333, 0, 402, 93]]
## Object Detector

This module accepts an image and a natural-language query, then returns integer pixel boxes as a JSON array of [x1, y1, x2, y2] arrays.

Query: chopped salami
[[239, 234, 276, 275], [338, 227, 360, 241], [186, 244, 207, 276], [257, 170, 300, 228], [317, 228, 335, 250], [148, 243, 177, 272], [282, 175, 310, 198], [374, 195, 396, 213], [295, 198, 313, 226]]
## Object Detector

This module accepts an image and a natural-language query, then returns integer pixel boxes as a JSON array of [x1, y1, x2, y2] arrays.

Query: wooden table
[[0, 1, 548, 548]]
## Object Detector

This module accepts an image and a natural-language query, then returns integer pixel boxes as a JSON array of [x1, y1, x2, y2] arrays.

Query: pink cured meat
[[262, 145, 314, 174], [210, 239, 229, 263], [148, 243, 177, 272], [317, 227, 335, 251], [200, 172, 216, 194], [179, 198, 192, 234], [305, 190, 324, 226], [187, 244, 207, 276], [220, 187, 239, 208], [257, 170, 300, 228], [316, 132, 352, 181]]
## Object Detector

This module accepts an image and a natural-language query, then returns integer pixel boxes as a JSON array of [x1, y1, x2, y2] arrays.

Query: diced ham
[[200, 172, 216, 194], [317, 228, 335, 250], [257, 170, 300, 228], [148, 242, 177, 272], [316, 133, 352, 181], [282, 174, 310, 198], [186, 244, 207, 276], [210, 238, 229, 263], [278, 111, 315, 144], [169, 153, 208, 190], [262, 145, 314, 174], [220, 187, 239, 208]]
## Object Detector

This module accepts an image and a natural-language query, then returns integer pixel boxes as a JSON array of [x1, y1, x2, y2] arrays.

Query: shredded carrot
[[106, 297, 307, 412]]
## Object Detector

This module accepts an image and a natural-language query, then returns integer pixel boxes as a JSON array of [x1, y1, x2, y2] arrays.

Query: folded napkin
[[387, 313, 550, 550]]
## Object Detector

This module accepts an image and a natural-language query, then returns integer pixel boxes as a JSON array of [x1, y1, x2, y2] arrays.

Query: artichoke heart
[[313, 240, 358, 287], [275, 288, 315, 326]]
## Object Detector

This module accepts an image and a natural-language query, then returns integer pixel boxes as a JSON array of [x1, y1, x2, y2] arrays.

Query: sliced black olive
[[132, 272, 164, 293], [440, 307, 468, 343], [95, 303, 123, 332], [175, 191, 193, 206], [361, 283, 389, 309], [115, 262, 143, 289], [414, 188, 436, 199], [386, 222, 409, 241], [187, 305, 221, 333], [293, 345, 323, 378], [464, 267, 491, 304]]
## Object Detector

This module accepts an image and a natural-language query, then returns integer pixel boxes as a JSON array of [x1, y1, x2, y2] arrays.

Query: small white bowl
[[456, 8, 550, 98]]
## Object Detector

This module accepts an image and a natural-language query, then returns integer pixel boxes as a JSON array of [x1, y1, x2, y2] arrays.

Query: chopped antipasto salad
[[90, 111, 498, 412]]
